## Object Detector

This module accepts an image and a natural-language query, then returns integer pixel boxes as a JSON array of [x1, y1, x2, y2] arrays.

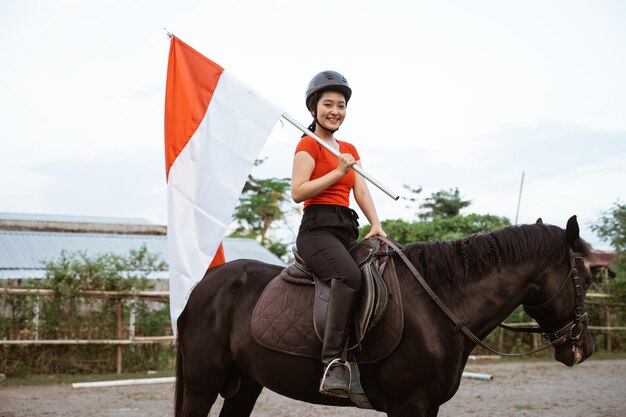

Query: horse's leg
[[179, 354, 227, 417], [385, 398, 440, 417], [386, 407, 435, 417], [177, 329, 232, 417], [426, 406, 440, 417], [218, 373, 263, 417]]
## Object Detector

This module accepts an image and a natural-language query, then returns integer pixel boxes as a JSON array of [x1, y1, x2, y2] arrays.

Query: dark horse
[[174, 216, 595, 417]]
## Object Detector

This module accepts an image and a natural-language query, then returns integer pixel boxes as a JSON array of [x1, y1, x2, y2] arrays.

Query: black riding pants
[[295, 204, 362, 291]]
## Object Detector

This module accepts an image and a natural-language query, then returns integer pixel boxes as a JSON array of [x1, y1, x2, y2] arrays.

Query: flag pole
[[281, 113, 399, 201]]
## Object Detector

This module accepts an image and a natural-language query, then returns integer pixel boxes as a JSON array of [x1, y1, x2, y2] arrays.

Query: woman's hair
[[302, 119, 316, 138]]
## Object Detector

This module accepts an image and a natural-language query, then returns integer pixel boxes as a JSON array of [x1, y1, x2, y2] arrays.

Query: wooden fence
[[1, 288, 624, 373], [500, 293, 624, 348], [1, 288, 173, 374]]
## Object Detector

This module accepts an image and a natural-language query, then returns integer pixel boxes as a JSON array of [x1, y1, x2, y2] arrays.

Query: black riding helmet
[[305, 70, 352, 112]]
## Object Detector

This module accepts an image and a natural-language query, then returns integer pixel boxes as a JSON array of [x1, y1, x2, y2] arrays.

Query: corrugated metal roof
[[0, 231, 284, 279], [0, 212, 155, 225]]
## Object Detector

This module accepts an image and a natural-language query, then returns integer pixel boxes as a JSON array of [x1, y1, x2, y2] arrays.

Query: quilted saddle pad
[[250, 260, 404, 364]]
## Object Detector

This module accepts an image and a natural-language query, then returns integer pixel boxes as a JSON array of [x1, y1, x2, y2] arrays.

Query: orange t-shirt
[[295, 136, 360, 208]]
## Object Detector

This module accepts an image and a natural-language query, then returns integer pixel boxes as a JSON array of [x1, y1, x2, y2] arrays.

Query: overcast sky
[[1, 0, 624, 250]]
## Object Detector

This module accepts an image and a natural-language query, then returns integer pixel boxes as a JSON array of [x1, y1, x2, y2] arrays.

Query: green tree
[[360, 213, 510, 243], [592, 201, 626, 251], [232, 176, 291, 245], [400, 183, 423, 212], [419, 188, 472, 220], [360, 188, 508, 242], [590, 200, 626, 351], [592, 200, 626, 294], [231, 160, 292, 259]]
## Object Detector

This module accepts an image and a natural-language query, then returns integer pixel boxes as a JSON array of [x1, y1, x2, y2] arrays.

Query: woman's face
[[314, 90, 346, 132]]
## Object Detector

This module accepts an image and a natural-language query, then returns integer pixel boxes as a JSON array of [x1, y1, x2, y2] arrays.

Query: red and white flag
[[164, 36, 282, 331]]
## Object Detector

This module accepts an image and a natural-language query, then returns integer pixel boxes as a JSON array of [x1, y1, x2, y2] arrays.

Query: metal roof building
[[0, 213, 285, 279]]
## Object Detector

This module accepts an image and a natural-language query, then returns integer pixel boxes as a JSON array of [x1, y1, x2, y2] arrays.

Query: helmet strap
[[313, 114, 339, 135]]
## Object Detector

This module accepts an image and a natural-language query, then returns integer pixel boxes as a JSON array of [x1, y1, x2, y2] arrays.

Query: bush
[[0, 246, 174, 377]]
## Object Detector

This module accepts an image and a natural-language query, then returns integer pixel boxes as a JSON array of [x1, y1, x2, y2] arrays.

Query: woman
[[291, 70, 387, 398]]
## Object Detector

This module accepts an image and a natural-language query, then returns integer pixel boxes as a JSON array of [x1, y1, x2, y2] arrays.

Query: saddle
[[285, 238, 389, 348], [251, 237, 404, 363]]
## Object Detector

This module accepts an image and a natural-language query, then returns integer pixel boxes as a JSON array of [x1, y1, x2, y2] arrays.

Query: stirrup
[[319, 358, 352, 398]]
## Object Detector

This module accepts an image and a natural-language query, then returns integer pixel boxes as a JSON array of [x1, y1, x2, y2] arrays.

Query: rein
[[376, 236, 588, 357]]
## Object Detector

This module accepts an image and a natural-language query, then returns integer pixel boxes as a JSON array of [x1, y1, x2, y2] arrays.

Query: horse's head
[[522, 215, 595, 367]]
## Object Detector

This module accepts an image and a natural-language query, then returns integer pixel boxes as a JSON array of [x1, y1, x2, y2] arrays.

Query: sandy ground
[[1, 359, 625, 417]]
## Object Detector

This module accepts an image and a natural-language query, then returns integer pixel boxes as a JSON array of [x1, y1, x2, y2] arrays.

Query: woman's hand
[[335, 153, 356, 175], [365, 223, 387, 239]]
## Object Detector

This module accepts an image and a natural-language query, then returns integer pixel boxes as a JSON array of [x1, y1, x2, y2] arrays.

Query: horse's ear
[[566, 215, 580, 250], [536, 218, 543, 224]]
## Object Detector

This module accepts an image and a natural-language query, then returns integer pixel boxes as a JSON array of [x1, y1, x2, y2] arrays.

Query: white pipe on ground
[[72, 376, 175, 389], [462, 372, 493, 381]]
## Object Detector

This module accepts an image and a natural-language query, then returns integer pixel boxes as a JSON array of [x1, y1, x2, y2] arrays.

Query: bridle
[[377, 236, 589, 356], [501, 249, 589, 349]]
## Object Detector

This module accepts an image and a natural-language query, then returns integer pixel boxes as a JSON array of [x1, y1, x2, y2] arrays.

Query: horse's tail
[[174, 331, 184, 417]]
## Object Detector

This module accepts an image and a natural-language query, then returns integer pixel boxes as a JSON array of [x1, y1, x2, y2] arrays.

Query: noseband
[[378, 237, 589, 356]]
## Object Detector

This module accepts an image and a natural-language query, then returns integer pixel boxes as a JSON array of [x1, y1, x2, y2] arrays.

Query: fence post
[[130, 297, 136, 341], [532, 319, 540, 350], [116, 298, 123, 374], [603, 268, 612, 352], [33, 293, 40, 340]]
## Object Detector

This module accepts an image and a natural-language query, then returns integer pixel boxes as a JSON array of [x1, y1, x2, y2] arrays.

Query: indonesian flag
[[164, 36, 283, 331]]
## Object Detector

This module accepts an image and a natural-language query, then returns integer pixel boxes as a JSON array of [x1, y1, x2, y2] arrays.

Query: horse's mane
[[403, 223, 591, 285]]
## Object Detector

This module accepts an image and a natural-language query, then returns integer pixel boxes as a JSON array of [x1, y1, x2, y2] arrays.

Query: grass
[[513, 404, 534, 410]]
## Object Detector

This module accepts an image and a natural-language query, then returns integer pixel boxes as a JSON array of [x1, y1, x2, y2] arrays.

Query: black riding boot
[[320, 279, 359, 398]]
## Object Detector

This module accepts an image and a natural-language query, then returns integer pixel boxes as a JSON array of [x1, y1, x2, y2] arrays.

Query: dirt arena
[[1, 359, 624, 417]]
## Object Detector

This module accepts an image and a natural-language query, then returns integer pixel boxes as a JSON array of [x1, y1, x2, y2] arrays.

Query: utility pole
[[514, 171, 525, 225]]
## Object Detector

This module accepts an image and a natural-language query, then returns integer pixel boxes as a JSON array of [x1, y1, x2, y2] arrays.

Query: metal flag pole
[[281, 113, 399, 201]]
